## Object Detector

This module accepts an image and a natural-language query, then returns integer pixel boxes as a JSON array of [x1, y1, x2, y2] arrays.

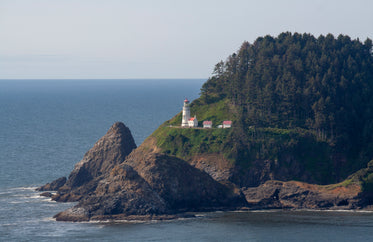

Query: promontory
[[38, 32, 373, 221]]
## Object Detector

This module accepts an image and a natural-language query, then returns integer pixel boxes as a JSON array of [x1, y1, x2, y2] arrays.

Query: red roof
[[184, 98, 189, 103], [189, 117, 195, 121], [223, 121, 232, 125], [203, 121, 212, 125]]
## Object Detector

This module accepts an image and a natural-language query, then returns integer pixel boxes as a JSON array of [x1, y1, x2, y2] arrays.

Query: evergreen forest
[[200, 32, 373, 170]]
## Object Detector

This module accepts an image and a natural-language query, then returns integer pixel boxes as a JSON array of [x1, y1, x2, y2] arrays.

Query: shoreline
[[50, 206, 373, 223]]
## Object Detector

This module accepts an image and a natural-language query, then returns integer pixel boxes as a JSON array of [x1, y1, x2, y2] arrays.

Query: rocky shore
[[38, 122, 369, 222]]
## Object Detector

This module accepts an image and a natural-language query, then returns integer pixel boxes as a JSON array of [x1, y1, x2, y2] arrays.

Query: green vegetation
[[166, 98, 237, 127], [347, 160, 373, 192], [200, 33, 373, 178], [151, 32, 373, 185], [323, 178, 355, 191], [152, 125, 333, 183], [154, 126, 232, 159], [362, 173, 373, 192]]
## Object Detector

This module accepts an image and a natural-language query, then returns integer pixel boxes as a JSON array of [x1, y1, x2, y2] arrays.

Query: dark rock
[[54, 207, 90, 222], [124, 150, 247, 211], [189, 154, 234, 182], [189, 155, 311, 188], [53, 175, 102, 202], [52, 122, 137, 202], [36, 177, 66, 191], [52, 191, 83, 202], [55, 150, 247, 221], [54, 164, 168, 221], [243, 180, 360, 209], [40, 192, 53, 197], [64, 122, 137, 189]]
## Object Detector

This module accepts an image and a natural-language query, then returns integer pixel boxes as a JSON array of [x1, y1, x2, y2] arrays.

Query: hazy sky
[[1, 0, 372, 79]]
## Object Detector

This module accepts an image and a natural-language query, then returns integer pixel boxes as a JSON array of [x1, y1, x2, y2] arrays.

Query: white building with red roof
[[222, 120, 232, 128], [203, 121, 212, 128], [188, 115, 198, 127]]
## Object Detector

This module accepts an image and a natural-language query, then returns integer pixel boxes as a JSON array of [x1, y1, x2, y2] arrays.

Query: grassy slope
[[154, 126, 232, 159], [149, 98, 237, 162], [344, 160, 373, 193], [165, 98, 237, 127], [151, 100, 332, 181]]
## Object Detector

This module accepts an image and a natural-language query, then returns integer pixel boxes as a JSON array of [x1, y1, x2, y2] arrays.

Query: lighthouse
[[181, 98, 190, 127]]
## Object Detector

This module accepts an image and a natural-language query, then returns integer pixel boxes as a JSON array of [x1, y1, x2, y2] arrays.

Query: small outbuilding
[[188, 115, 198, 127], [222, 120, 232, 128], [203, 121, 212, 128]]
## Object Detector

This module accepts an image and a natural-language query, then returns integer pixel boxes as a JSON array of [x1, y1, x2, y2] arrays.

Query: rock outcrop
[[49, 122, 137, 202], [124, 147, 245, 211], [242, 180, 361, 209], [189, 154, 234, 182], [189, 155, 276, 187], [36, 177, 66, 191], [54, 164, 168, 221], [41, 122, 246, 222], [64, 122, 137, 189], [54, 152, 246, 221]]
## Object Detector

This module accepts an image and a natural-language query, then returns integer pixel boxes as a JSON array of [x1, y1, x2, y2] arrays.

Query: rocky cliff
[[242, 180, 360, 209], [39, 122, 246, 221], [38, 122, 137, 202], [39, 121, 373, 222], [65, 121, 137, 189]]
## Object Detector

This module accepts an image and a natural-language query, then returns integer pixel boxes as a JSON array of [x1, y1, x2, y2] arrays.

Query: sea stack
[[39, 122, 137, 202]]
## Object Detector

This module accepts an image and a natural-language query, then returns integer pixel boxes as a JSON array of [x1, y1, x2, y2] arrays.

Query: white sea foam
[[9, 186, 38, 191], [85, 219, 149, 224], [9, 201, 23, 204], [41, 217, 57, 222], [353, 210, 373, 213], [290, 208, 365, 213], [2, 223, 18, 226], [29, 194, 51, 200], [231, 209, 252, 213]]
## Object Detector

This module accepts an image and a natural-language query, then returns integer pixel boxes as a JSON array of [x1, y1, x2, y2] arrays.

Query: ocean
[[1, 79, 373, 241]]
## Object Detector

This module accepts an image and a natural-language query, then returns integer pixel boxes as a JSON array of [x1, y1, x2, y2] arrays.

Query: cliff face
[[124, 147, 244, 211], [242, 180, 361, 209]]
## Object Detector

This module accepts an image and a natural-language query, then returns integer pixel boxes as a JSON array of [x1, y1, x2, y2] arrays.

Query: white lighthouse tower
[[181, 98, 191, 127]]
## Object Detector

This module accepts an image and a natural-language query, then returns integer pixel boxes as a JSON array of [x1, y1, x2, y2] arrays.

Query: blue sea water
[[1, 79, 373, 241]]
